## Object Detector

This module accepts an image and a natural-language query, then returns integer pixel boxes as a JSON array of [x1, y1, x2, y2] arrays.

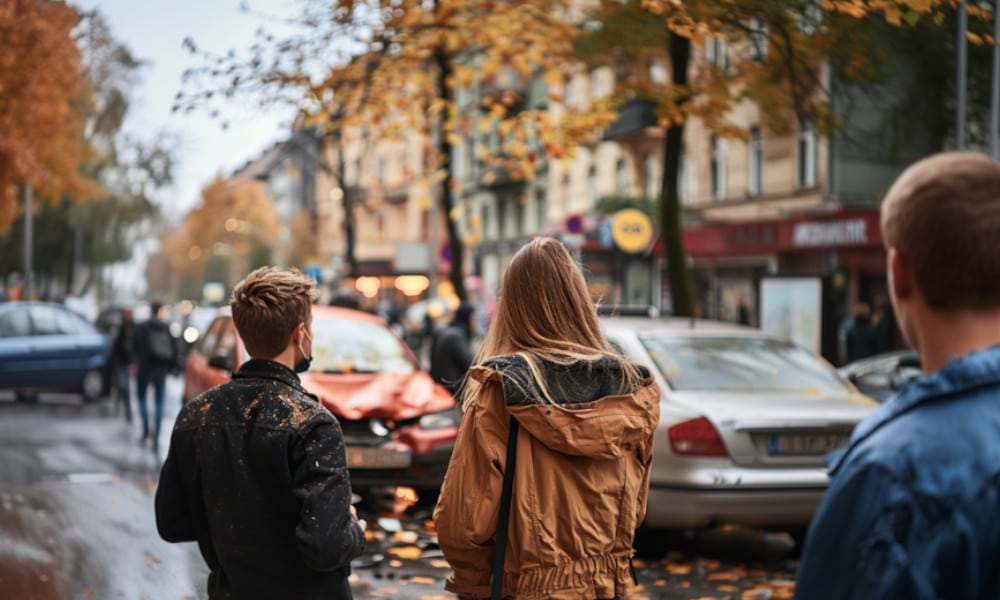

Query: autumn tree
[[0, 9, 172, 298], [169, 177, 280, 293], [178, 0, 611, 301], [0, 0, 98, 232], [572, 0, 984, 316]]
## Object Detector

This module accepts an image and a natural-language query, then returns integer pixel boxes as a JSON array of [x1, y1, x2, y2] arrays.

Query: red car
[[182, 305, 459, 499]]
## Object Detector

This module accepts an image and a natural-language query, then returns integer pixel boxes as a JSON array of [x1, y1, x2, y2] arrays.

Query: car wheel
[[14, 391, 38, 403], [80, 369, 105, 403]]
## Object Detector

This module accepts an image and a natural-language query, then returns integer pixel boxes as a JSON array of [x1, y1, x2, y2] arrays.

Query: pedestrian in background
[[429, 301, 476, 396], [795, 152, 1000, 599], [132, 300, 176, 451], [109, 307, 135, 422], [844, 301, 879, 363], [434, 237, 660, 600], [155, 267, 365, 600]]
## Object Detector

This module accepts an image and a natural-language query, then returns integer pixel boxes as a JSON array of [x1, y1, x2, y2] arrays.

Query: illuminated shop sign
[[792, 219, 868, 247]]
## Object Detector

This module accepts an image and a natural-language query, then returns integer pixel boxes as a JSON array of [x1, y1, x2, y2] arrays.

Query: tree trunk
[[336, 138, 358, 278], [434, 50, 466, 301], [660, 33, 695, 317]]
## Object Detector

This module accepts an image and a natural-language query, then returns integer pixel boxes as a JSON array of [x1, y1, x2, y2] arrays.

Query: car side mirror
[[890, 366, 921, 390], [208, 354, 233, 373]]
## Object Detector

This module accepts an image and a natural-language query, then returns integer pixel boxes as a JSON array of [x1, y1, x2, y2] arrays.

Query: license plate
[[769, 433, 850, 455], [346, 447, 412, 469]]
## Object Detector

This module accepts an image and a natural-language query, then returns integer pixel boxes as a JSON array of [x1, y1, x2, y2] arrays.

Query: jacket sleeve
[[290, 414, 366, 572], [132, 323, 146, 365], [794, 460, 905, 600], [635, 383, 660, 527], [154, 430, 200, 543], [434, 382, 506, 599]]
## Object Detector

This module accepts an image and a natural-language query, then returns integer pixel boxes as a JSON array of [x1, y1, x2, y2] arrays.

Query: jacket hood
[[470, 355, 659, 459]]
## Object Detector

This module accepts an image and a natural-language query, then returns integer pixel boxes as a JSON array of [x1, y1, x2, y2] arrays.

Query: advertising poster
[[760, 277, 822, 353]]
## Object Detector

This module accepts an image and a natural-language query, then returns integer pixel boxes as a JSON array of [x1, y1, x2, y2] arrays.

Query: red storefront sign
[[679, 210, 882, 257]]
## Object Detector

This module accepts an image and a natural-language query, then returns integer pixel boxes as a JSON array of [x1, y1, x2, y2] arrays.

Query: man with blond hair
[[795, 152, 1000, 599], [155, 267, 365, 599]]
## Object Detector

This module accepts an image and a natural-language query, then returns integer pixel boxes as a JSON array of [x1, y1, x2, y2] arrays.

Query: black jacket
[[110, 323, 134, 368], [430, 322, 473, 394], [133, 317, 177, 376], [155, 359, 365, 600]]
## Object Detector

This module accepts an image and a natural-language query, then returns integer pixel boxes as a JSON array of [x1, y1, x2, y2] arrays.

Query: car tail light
[[668, 417, 729, 457]]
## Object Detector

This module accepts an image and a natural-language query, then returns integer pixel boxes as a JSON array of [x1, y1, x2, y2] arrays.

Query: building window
[[376, 155, 386, 183], [535, 187, 547, 231], [706, 37, 728, 70], [591, 67, 610, 99], [679, 153, 692, 203], [711, 136, 727, 200], [482, 204, 491, 240], [615, 157, 628, 193], [421, 209, 430, 241], [497, 196, 507, 239], [514, 194, 525, 236], [644, 152, 658, 199], [748, 126, 763, 197], [799, 121, 817, 188], [588, 164, 599, 207]]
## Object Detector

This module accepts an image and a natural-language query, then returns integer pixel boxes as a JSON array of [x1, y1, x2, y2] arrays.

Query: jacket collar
[[828, 343, 1000, 475], [233, 359, 313, 398]]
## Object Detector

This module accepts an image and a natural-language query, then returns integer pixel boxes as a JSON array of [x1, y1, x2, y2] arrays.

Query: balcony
[[480, 66, 529, 116], [478, 162, 526, 191], [603, 99, 659, 141]]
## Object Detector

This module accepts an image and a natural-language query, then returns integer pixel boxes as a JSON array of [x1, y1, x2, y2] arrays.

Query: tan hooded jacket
[[433, 355, 660, 600]]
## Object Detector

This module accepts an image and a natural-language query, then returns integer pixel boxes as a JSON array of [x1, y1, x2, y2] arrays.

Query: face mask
[[295, 326, 313, 373]]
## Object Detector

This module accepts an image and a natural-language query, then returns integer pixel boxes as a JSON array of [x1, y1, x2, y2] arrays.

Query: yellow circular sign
[[611, 209, 654, 253]]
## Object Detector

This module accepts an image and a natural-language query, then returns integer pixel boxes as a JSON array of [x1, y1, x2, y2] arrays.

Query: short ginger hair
[[881, 152, 1000, 312], [230, 267, 316, 359]]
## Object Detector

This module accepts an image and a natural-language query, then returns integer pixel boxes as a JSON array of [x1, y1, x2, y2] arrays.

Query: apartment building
[[315, 15, 927, 338]]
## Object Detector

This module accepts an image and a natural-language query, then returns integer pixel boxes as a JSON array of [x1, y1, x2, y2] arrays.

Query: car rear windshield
[[312, 318, 416, 375], [640, 335, 849, 393]]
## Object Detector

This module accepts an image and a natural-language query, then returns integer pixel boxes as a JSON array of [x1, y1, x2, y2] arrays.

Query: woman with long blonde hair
[[434, 237, 660, 600]]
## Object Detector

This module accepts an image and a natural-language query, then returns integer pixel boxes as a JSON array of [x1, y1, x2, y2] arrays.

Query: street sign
[[611, 209, 654, 253]]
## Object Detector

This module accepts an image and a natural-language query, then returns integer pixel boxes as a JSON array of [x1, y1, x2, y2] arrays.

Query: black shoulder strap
[[491, 416, 519, 600]]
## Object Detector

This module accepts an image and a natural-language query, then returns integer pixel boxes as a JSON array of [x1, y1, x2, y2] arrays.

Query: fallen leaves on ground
[[387, 545, 423, 560]]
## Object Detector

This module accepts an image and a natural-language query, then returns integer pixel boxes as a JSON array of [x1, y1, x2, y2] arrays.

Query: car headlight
[[183, 326, 200, 344], [418, 408, 461, 430]]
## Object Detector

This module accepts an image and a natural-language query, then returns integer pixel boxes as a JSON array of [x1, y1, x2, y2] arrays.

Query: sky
[[75, 0, 302, 221]]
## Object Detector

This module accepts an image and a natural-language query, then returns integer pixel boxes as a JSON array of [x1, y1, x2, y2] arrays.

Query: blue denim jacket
[[795, 344, 1000, 600]]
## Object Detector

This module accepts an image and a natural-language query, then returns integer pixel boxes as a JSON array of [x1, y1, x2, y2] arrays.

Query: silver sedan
[[601, 316, 876, 531]]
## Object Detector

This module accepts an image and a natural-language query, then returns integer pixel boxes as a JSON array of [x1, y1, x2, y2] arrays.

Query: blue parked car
[[0, 302, 111, 402]]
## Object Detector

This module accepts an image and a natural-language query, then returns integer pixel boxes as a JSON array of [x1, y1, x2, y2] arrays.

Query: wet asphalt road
[[0, 377, 799, 599]]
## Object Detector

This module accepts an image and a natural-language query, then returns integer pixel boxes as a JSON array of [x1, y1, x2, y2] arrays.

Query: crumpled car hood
[[301, 369, 455, 420]]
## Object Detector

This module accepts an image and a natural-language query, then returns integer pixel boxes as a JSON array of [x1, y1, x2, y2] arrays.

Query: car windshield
[[640, 335, 850, 393], [311, 317, 415, 374]]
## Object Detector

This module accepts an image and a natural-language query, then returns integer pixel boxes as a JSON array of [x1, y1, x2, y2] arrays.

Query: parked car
[[0, 302, 111, 402], [168, 304, 219, 362], [183, 305, 459, 499], [838, 349, 922, 403], [600, 316, 877, 532]]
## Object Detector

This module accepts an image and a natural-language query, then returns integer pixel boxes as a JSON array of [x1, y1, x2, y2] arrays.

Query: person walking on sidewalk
[[795, 152, 1000, 599], [133, 300, 176, 451], [430, 301, 476, 396], [155, 267, 366, 600], [109, 307, 135, 422], [434, 237, 660, 600]]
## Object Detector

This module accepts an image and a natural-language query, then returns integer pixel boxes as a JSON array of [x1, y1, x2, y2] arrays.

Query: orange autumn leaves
[[0, 0, 99, 232]]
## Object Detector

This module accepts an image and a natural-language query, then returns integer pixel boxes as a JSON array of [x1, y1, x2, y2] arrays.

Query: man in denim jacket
[[795, 152, 1000, 599]]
